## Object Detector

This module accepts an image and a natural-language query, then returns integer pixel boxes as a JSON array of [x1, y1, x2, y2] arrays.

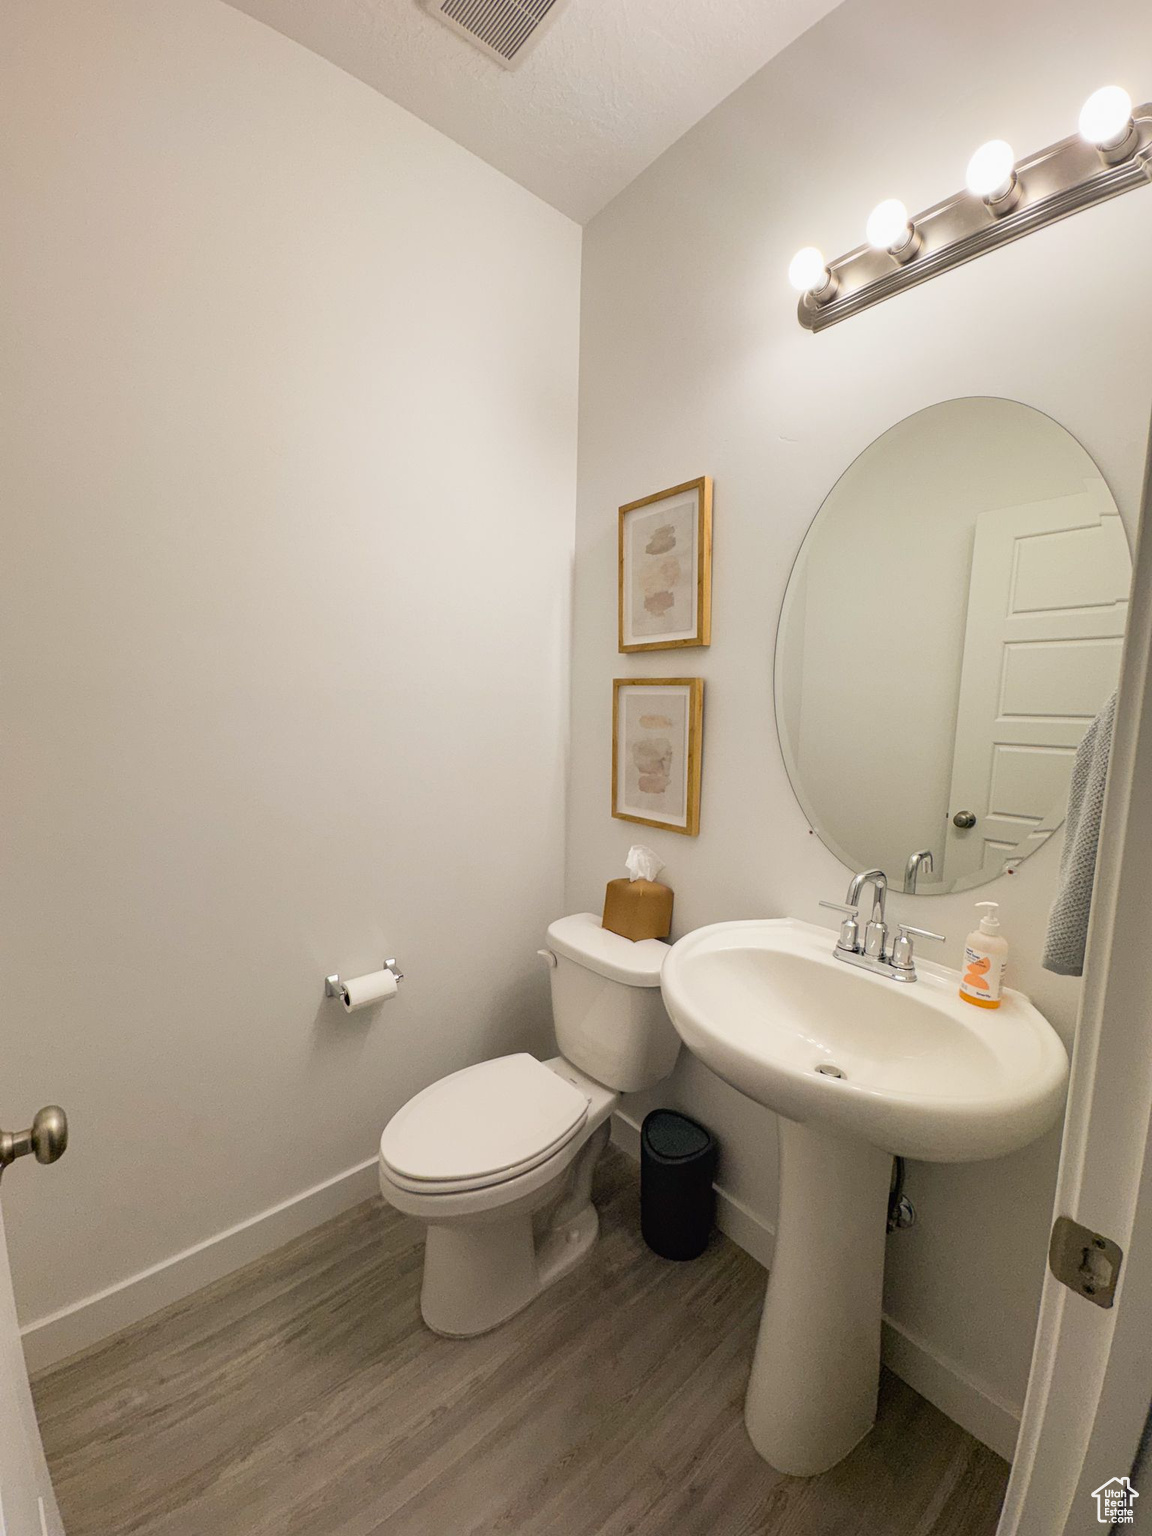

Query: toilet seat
[[379, 1054, 590, 1195]]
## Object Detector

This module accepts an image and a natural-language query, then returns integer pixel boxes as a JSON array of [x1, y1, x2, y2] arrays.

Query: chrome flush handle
[[0, 1106, 68, 1182]]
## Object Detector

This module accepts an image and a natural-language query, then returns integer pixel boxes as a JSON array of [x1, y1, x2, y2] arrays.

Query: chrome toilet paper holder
[[325, 959, 404, 999]]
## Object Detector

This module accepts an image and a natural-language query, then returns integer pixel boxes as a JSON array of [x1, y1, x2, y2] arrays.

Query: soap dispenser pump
[[959, 901, 1008, 1009]]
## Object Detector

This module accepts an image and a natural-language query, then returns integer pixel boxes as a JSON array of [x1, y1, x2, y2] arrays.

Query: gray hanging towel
[[1042, 691, 1117, 977]]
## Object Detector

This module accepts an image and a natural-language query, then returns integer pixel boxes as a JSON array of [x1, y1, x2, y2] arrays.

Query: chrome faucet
[[820, 868, 944, 982], [846, 868, 888, 957], [903, 849, 934, 894]]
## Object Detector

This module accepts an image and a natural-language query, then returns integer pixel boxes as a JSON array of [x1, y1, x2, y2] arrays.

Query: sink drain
[[815, 1063, 846, 1079]]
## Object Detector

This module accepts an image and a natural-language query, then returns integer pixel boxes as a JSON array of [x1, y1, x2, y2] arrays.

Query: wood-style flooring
[[32, 1148, 1009, 1535]]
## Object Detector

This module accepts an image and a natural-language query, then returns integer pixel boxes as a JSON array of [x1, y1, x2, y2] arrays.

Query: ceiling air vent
[[420, 0, 567, 69]]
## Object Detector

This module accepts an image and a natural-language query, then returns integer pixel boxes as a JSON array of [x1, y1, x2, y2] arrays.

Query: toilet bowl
[[378, 913, 680, 1337]]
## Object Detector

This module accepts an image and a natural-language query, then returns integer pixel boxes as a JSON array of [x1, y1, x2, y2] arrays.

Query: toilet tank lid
[[546, 913, 668, 987]]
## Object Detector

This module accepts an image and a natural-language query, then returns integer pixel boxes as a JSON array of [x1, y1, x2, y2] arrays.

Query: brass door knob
[[0, 1106, 68, 1179], [952, 810, 977, 829]]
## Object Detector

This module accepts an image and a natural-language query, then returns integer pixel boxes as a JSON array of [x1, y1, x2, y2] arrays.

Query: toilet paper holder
[[325, 959, 404, 999]]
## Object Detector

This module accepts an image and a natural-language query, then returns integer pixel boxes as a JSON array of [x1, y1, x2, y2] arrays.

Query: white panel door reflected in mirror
[[774, 398, 1131, 896]]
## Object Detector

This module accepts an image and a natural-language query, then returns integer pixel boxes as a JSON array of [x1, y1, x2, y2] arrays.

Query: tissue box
[[602, 878, 674, 942]]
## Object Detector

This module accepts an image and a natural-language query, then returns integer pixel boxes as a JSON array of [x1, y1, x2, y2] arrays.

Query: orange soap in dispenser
[[959, 901, 1008, 1009]]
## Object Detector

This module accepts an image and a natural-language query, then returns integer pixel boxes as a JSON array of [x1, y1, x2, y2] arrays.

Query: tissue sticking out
[[626, 845, 665, 883]]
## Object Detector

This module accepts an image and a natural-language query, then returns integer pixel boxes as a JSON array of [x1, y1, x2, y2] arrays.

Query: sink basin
[[660, 918, 1068, 1162], [660, 917, 1069, 1478]]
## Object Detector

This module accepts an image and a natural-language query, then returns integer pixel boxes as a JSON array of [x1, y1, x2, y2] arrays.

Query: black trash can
[[640, 1109, 717, 1261]]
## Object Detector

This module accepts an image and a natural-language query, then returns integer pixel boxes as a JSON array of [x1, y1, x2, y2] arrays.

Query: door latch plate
[[1049, 1216, 1122, 1308]]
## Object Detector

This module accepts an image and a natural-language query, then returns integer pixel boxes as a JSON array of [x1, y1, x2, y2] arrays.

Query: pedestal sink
[[660, 918, 1069, 1477]]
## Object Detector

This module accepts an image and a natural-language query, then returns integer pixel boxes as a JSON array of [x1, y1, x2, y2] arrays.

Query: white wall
[[0, 0, 580, 1361], [568, 0, 1152, 1451]]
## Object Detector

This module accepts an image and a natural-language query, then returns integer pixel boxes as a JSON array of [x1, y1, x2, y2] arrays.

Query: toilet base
[[420, 1121, 610, 1337]]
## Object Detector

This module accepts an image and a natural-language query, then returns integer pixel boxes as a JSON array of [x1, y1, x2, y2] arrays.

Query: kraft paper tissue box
[[602, 877, 674, 942]]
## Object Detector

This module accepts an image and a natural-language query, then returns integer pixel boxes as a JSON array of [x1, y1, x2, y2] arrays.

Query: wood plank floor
[[32, 1148, 1009, 1535]]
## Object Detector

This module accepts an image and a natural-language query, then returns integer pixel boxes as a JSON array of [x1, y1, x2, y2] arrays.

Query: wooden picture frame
[[618, 476, 712, 652], [612, 678, 704, 837]]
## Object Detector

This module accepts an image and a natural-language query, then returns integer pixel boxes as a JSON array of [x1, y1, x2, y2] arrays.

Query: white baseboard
[[22, 1157, 380, 1376], [880, 1317, 1020, 1462], [610, 1110, 1020, 1462]]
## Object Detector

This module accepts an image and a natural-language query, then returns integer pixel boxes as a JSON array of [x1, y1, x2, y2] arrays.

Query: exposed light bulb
[[1079, 85, 1133, 149], [788, 246, 833, 296], [966, 140, 1017, 203], [866, 198, 915, 253]]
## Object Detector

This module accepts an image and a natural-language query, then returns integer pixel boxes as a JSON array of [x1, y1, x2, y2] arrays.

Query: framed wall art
[[611, 678, 704, 837], [618, 476, 712, 652]]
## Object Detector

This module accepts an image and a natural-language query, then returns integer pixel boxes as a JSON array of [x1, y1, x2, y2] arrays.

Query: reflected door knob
[[952, 810, 977, 829], [0, 1106, 68, 1180]]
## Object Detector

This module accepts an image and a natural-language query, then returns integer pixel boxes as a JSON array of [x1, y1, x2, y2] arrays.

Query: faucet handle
[[890, 923, 945, 976], [819, 900, 859, 953]]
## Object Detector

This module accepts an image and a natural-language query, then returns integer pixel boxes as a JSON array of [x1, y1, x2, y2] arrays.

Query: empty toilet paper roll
[[338, 969, 399, 1011]]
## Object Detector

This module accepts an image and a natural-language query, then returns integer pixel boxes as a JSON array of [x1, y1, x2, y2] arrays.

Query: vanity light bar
[[791, 87, 1151, 332]]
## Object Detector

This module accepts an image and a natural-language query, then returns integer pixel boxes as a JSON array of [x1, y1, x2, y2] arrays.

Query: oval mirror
[[775, 398, 1130, 895]]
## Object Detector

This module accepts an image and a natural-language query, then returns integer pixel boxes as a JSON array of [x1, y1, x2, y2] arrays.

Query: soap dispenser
[[959, 901, 1008, 1009]]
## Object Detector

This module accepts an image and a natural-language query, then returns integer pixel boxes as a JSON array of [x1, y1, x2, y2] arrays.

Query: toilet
[[378, 912, 680, 1337]]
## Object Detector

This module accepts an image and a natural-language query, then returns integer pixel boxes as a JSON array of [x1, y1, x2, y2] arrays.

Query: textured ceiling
[[222, 0, 844, 222]]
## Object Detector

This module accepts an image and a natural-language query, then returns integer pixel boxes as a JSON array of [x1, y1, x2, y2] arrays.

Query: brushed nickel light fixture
[[789, 86, 1150, 331]]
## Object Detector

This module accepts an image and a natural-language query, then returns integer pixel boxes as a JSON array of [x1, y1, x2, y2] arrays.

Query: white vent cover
[[420, 0, 567, 69]]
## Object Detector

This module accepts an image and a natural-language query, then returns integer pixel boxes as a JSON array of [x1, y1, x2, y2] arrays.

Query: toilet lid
[[379, 1054, 590, 1191]]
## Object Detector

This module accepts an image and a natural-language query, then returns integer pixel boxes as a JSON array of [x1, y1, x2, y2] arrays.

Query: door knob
[[952, 810, 977, 829], [0, 1106, 68, 1180]]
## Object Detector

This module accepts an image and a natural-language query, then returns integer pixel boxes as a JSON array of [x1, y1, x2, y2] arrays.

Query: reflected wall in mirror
[[775, 398, 1131, 895]]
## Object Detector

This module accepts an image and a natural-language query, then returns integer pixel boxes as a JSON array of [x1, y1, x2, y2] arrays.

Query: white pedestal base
[[744, 1117, 892, 1476]]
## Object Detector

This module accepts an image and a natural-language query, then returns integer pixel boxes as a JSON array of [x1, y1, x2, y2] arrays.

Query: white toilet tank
[[543, 913, 680, 1093]]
